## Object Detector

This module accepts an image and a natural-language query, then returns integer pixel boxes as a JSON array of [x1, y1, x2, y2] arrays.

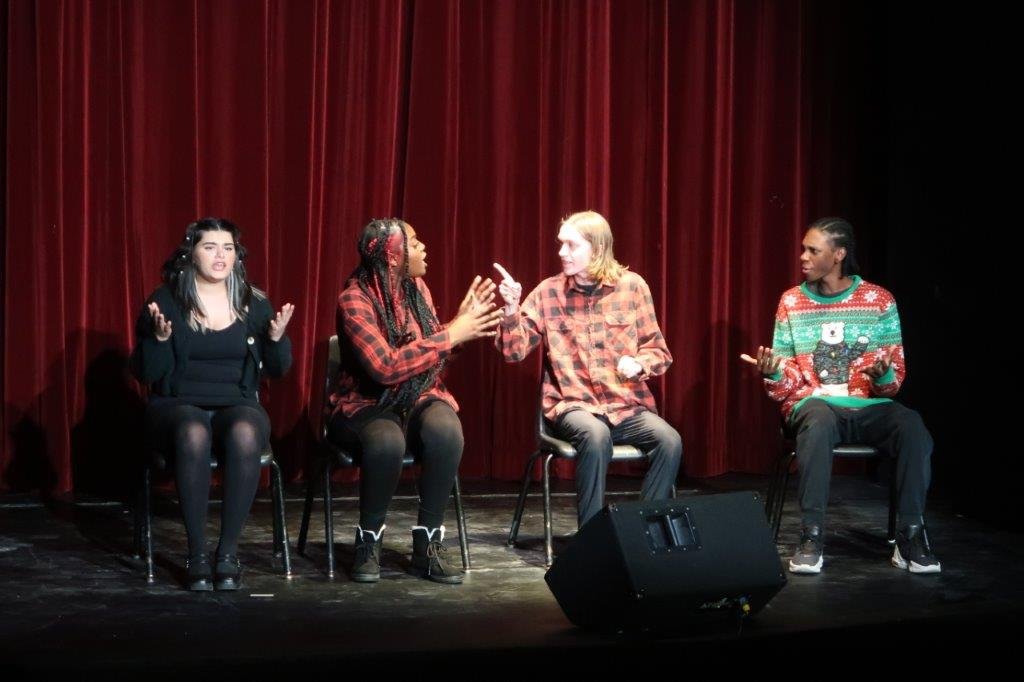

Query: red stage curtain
[[3, 0, 852, 495]]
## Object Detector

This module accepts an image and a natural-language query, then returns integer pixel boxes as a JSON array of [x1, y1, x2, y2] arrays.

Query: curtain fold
[[4, 0, 849, 494]]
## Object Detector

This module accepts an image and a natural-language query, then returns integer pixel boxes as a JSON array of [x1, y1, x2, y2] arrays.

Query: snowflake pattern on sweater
[[764, 276, 904, 419]]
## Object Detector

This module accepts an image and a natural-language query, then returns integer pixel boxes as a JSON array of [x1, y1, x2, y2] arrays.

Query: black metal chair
[[506, 386, 673, 566], [764, 432, 897, 544], [296, 335, 470, 579], [133, 443, 292, 584]]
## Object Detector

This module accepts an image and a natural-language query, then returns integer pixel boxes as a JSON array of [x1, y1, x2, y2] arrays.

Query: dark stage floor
[[2, 474, 1022, 677]]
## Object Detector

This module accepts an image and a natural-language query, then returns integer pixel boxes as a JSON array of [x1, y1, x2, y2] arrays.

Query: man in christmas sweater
[[742, 217, 940, 575]]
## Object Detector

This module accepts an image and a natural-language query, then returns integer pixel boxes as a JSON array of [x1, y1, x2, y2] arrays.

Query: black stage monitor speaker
[[545, 492, 786, 631]]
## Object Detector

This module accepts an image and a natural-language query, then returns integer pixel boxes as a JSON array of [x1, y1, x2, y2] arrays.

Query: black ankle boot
[[352, 525, 384, 583], [214, 553, 242, 591], [411, 526, 464, 584], [185, 553, 213, 592]]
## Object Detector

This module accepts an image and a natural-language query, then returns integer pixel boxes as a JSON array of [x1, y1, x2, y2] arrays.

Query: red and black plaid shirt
[[330, 278, 457, 418], [496, 271, 671, 425]]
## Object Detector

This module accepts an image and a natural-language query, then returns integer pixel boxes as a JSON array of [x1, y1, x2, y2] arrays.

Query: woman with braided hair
[[329, 218, 502, 583]]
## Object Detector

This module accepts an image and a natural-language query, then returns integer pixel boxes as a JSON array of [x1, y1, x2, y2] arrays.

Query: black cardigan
[[131, 285, 292, 401]]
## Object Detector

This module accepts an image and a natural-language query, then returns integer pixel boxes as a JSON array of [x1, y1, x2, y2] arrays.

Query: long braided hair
[[351, 218, 445, 410]]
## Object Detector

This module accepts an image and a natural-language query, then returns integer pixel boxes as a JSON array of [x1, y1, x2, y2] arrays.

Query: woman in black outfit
[[132, 217, 294, 591]]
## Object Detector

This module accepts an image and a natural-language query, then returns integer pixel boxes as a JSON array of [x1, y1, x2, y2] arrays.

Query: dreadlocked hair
[[351, 218, 445, 410]]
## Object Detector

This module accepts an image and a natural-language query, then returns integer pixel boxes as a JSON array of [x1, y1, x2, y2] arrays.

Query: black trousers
[[327, 399, 463, 531], [790, 399, 932, 530]]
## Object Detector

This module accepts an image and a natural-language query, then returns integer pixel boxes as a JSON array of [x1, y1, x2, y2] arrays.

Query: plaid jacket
[[330, 278, 457, 417], [496, 271, 671, 425]]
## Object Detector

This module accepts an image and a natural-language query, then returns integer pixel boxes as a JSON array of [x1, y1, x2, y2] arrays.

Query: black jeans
[[145, 401, 270, 557], [327, 399, 463, 531], [790, 399, 933, 530], [553, 408, 683, 527]]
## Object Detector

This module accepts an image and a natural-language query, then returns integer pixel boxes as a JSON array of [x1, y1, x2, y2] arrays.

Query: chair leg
[[765, 449, 783, 538], [765, 448, 786, 525], [271, 468, 284, 557], [270, 460, 292, 578], [507, 451, 541, 547], [770, 451, 795, 543], [297, 462, 317, 556], [143, 465, 155, 584], [774, 463, 791, 542], [887, 476, 898, 544], [453, 477, 470, 570], [323, 459, 336, 579], [133, 473, 144, 559], [543, 453, 555, 567], [764, 460, 777, 521]]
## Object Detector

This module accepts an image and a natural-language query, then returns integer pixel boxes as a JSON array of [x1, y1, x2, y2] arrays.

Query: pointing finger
[[493, 262, 514, 282]]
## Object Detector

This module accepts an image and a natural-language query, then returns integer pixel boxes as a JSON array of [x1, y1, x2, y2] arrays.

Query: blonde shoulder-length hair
[[561, 210, 628, 284]]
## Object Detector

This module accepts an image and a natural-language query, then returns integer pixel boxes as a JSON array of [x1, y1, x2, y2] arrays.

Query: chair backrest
[[537, 362, 556, 438], [321, 335, 342, 439], [537, 403, 552, 441], [325, 335, 342, 395]]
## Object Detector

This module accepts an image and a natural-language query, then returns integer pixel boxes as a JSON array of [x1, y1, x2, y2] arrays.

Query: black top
[[131, 286, 292, 405], [172, 319, 249, 406]]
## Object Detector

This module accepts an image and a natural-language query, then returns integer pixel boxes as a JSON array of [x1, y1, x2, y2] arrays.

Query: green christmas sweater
[[764, 276, 904, 420]]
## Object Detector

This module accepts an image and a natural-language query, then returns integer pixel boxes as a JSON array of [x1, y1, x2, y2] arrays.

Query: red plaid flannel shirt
[[496, 271, 672, 425], [330, 278, 457, 417]]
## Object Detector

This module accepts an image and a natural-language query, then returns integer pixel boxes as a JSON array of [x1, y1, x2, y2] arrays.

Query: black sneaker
[[352, 525, 384, 583], [185, 553, 213, 592], [789, 525, 824, 574], [892, 524, 941, 574], [213, 554, 242, 591], [411, 526, 464, 585]]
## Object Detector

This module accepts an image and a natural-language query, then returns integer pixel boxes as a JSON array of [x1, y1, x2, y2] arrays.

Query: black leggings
[[328, 400, 463, 531], [145, 402, 270, 557]]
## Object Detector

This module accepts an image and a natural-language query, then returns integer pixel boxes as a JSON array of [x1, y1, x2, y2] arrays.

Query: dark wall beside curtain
[[4, 1, 994, 509], [854, 5, 1017, 526]]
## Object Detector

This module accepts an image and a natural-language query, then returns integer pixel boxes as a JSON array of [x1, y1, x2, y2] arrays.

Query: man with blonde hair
[[494, 211, 682, 527]]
